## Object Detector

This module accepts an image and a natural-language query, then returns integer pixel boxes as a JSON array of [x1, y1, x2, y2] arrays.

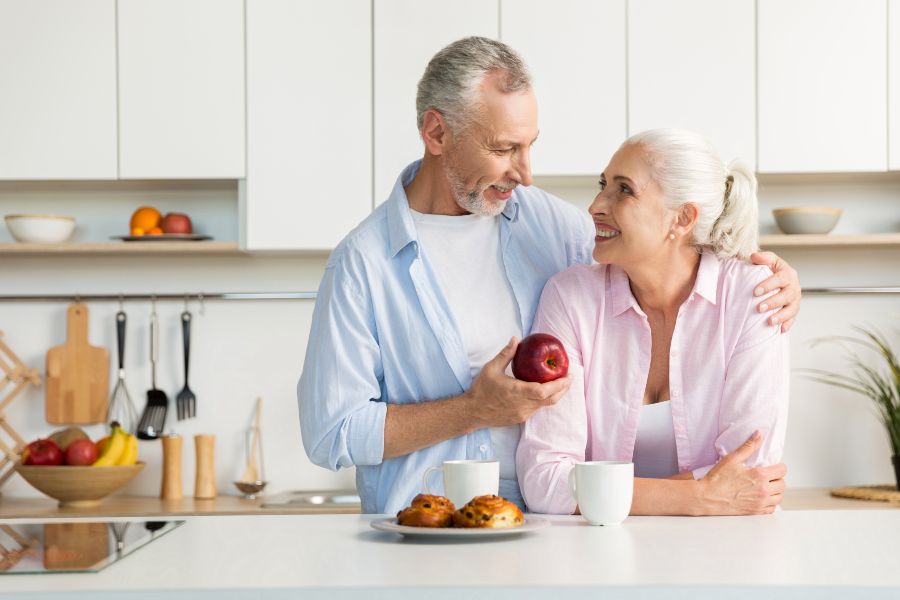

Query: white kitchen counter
[[4, 511, 900, 599]]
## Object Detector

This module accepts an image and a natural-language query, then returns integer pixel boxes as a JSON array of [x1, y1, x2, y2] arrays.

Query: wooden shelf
[[0, 241, 242, 255], [759, 233, 900, 248]]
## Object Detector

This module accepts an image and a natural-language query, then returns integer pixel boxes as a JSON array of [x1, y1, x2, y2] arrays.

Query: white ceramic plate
[[370, 516, 549, 539]]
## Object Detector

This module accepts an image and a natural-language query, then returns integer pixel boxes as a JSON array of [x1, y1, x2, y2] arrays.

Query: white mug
[[568, 461, 634, 526], [423, 459, 499, 509]]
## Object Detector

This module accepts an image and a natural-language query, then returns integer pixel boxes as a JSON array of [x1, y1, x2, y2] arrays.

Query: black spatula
[[137, 307, 168, 440]]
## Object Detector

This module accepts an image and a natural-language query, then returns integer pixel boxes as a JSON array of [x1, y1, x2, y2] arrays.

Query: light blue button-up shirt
[[298, 160, 594, 515]]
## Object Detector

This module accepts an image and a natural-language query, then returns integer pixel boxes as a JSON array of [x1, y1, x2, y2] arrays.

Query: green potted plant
[[803, 327, 900, 491]]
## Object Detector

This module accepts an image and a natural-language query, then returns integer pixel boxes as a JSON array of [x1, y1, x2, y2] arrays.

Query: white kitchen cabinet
[[241, 0, 372, 251], [502, 0, 626, 176], [0, 0, 117, 180], [374, 0, 499, 202], [758, 0, 887, 173], [117, 0, 245, 179], [890, 0, 900, 170], [628, 0, 755, 170]]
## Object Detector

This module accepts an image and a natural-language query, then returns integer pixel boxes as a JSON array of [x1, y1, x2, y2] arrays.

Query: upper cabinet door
[[502, 0, 626, 176], [0, 0, 117, 180], [758, 0, 887, 173], [890, 0, 900, 170], [241, 0, 372, 251], [117, 0, 245, 179], [628, 0, 755, 170], [374, 0, 499, 202]]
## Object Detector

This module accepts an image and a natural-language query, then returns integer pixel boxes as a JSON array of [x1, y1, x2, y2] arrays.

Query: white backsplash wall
[[0, 180, 239, 243], [2, 173, 900, 500], [1, 253, 356, 498]]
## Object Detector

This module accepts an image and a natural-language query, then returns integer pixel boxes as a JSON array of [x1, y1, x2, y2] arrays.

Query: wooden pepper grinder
[[160, 434, 183, 500], [194, 434, 217, 499]]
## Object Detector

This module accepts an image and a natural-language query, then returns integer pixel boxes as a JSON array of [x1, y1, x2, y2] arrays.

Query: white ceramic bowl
[[4, 214, 75, 243], [772, 207, 842, 235]]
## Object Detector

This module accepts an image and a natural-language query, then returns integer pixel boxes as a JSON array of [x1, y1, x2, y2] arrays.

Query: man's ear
[[674, 203, 699, 237], [420, 109, 449, 156]]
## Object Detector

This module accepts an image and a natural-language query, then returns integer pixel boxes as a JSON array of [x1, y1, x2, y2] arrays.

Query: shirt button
[[672, 389, 680, 397], [479, 444, 488, 453]]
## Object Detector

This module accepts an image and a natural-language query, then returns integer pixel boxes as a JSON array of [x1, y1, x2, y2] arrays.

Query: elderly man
[[298, 37, 800, 514]]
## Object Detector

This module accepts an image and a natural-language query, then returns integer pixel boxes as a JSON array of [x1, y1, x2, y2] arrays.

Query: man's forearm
[[383, 395, 483, 460]]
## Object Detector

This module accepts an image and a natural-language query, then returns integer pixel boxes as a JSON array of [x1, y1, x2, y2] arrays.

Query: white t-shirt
[[410, 209, 523, 480]]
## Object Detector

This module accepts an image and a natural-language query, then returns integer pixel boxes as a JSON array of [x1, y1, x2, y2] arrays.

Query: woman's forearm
[[630, 476, 705, 516]]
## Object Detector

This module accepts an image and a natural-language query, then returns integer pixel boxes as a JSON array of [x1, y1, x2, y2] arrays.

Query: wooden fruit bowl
[[15, 462, 144, 508]]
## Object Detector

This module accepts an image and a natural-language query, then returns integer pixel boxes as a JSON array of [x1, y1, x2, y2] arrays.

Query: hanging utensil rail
[[0, 292, 318, 303], [0, 288, 899, 302]]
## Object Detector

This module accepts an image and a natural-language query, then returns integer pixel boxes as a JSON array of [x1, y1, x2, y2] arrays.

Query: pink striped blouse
[[516, 252, 789, 514]]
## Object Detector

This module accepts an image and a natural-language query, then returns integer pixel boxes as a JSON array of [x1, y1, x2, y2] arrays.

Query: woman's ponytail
[[708, 160, 759, 260]]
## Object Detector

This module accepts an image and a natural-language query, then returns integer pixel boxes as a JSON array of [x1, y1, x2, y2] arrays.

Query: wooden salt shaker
[[194, 434, 217, 499], [160, 434, 183, 500]]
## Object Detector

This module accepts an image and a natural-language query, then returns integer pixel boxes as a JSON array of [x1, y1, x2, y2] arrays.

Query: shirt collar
[[610, 265, 639, 317], [386, 161, 423, 258], [693, 251, 720, 305], [609, 251, 720, 317], [385, 160, 523, 256]]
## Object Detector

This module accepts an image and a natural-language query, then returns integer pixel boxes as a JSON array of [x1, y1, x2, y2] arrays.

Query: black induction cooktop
[[0, 520, 183, 574]]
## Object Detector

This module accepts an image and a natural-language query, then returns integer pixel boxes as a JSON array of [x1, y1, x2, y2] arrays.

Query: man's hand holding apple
[[462, 337, 570, 428]]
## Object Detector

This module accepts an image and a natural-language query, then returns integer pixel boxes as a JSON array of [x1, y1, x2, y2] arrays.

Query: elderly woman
[[516, 129, 788, 516]]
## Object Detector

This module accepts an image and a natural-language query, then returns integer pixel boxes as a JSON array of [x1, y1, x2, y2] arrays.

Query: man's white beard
[[444, 162, 508, 218]]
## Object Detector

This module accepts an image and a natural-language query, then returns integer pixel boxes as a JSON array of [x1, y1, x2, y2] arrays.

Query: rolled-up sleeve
[[692, 269, 789, 479], [517, 280, 586, 514], [298, 253, 386, 471]]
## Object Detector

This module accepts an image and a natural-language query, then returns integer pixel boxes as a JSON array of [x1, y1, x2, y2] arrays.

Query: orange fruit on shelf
[[130, 206, 161, 232], [148, 227, 163, 235], [130, 227, 145, 236]]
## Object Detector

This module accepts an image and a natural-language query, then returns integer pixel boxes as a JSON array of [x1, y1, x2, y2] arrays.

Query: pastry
[[452, 495, 524, 528], [396, 493, 456, 527]]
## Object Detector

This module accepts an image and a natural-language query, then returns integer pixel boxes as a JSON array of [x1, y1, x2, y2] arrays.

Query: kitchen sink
[[261, 489, 360, 510]]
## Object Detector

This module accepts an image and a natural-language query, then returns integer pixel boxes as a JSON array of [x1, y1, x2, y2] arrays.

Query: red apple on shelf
[[160, 212, 193, 235], [512, 333, 569, 383], [21, 439, 63, 466], [64, 438, 98, 466]]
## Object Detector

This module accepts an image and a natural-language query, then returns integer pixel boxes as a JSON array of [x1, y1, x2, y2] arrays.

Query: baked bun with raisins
[[452, 495, 524, 528], [396, 494, 456, 527]]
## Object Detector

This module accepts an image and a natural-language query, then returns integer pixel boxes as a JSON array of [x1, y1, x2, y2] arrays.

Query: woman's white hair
[[624, 128, 759, 260]]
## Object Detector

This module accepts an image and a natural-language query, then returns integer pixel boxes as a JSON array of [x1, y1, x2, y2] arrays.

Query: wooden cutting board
[[45, 303, 109, 424]]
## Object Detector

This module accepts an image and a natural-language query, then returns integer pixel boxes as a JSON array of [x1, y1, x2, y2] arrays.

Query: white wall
[[0, 181, 357, 498], [2, 175, 900, 499]]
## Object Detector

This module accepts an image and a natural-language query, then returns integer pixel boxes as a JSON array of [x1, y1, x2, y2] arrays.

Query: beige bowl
[[4, 214, 75, 243], [16, 462, 144, 508], [772, 207, 842, 234]]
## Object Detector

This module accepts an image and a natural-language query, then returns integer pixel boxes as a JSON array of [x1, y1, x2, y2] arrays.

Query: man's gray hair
[[416, 36, 532, 134]]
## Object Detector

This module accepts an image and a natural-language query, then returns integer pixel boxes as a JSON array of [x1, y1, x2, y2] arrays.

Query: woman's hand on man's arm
[[749, 251, 801, 333]]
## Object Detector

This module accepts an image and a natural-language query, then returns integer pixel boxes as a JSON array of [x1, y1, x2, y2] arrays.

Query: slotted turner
[[136, 307, 168, 440]]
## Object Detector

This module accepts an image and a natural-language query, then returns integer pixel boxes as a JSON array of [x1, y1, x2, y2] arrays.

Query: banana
[[115, 433, 139, 466], [92, 425, 127, 467]]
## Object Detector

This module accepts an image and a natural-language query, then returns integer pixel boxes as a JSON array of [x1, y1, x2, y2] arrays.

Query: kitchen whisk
[[109, 310, 138, 433]]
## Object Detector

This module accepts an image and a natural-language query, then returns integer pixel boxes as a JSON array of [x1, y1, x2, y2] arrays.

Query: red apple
[[161, 212, 193, 234], [512, 333, 569, 383], [22, 439, 63, 466], [64, 438, 98, 466]]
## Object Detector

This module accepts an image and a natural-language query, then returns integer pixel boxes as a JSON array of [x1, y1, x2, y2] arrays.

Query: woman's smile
[[595, 222, 621, 242]]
